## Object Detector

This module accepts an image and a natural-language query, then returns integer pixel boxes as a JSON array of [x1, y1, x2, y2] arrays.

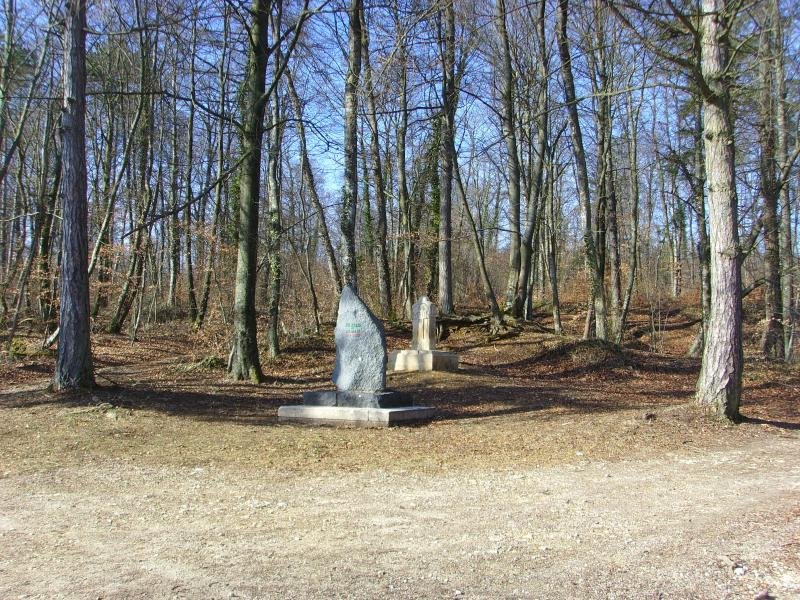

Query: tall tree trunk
[[437, 0, 455, 314], [6, 110, 53, 343], [695, 0, 743, 420], [757, 12, 783, 360], [168, 66, 181, 309], [55, 0, 93, 390], [497, 0, 522, 310], [592, 3, 620, 332], [361, 10, 392, 316], [184, 19, 199, 323], [556, 0, 607, 340], [604, 133, 621, 328], [397, 39, 413, 318], [197, 8, 230, 329], [513, 0, 547, 319], [107, 22, 156, 335], [546, 152, 563, 335], [617, 87, 641, 344], [265, 43, 283, 359], [688, 106, 711, 357], [38, 123, 60, 331], [774, 0, 794, 359], [340, 0, 363, 290], [228, 0, 270, 382], [453, 153, 503, 327]]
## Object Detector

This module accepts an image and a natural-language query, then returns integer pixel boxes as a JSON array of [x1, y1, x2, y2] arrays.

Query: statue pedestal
[[388, 349, 459, 372], [278, 405, 435, 427]]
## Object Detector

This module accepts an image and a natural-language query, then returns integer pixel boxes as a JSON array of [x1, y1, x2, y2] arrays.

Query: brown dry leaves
[[0, 306, 797, 480]]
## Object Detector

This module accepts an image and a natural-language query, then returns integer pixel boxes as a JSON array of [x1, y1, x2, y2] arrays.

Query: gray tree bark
[[513, 0, 547, 320], [757, 9, 784, 360], [361, 9, 392, 316], [340, 0, 363, 290], [695, 0, 743, 420], [228, 0, 270, 382], [497, 0, 522, 311], [437, 0, 455, 314], [54, 0, 93, 390], [557, 0, 607, 340]]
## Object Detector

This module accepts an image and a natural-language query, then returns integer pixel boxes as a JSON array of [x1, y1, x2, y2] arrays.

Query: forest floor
[[0, 305, 798, 599]]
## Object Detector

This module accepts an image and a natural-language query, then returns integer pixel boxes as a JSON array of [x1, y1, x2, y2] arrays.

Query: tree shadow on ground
[[467, 339, 700, 380], [0, 373, 667, 427], [740, 416, 800, 431], [419, 383, 664, 421]]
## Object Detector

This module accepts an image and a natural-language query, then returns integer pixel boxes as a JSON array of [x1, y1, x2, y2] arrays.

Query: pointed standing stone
[[333, 284, 386, 392]]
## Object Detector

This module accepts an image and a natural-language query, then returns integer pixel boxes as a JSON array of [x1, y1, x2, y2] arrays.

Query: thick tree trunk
[[695, 0, 743, 420], [54, 0, 93, 390], [228, 0, 269, 382]]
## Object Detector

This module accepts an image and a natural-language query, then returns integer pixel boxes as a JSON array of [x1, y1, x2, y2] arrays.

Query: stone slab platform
[[302, 389, 409, 408], [388, 349, 459, 372], [277, 405, 436, 427]]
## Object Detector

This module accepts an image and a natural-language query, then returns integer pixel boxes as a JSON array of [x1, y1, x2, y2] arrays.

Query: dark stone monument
[[303, 285, 408, 408], [278, 285, 435, 426]]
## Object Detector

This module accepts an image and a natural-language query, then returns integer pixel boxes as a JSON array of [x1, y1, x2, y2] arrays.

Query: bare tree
[[557, 0, 608, 340], [694, 0, 743, 419], [228, 0, 271, 381], [340, 0, 362, 290], [54, 0, 93, 390], [361, 7, 392, 315]]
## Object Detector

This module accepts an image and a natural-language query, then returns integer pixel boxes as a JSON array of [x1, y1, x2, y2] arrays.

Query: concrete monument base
[[387, 349, 459, 372], [278, 404, 435, 427]]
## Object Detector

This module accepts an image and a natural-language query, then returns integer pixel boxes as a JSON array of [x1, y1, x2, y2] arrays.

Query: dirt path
[[1, 430, 797, 599]]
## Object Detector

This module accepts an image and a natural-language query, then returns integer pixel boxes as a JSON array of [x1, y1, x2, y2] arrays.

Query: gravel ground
[[1, 431, 797, 599]]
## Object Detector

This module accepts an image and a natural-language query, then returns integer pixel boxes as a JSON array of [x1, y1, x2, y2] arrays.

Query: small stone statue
[[388, 297, 459, 372]]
